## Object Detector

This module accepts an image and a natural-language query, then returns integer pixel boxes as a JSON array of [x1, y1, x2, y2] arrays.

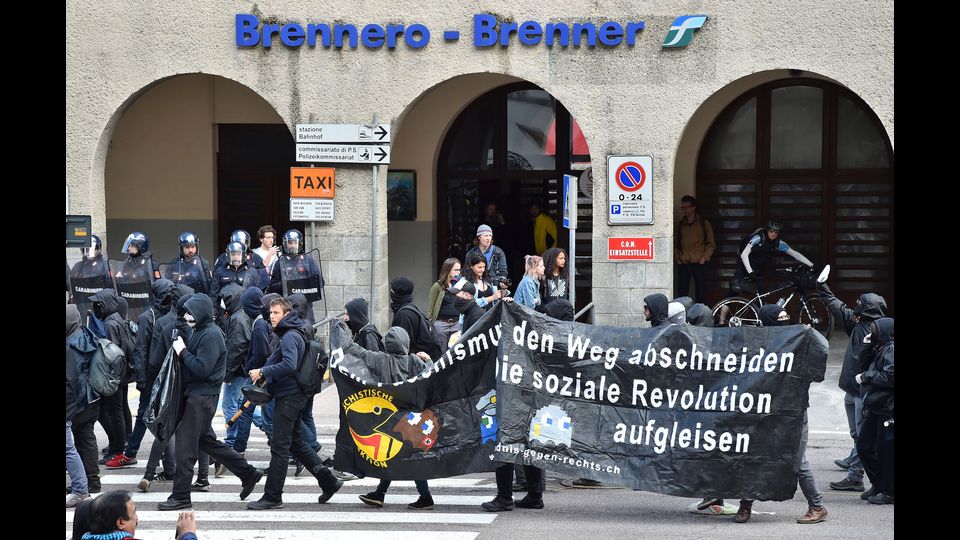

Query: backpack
[[397, 304, 445, 359], [77, 326, 126, 397], [294, 329, 329, 395]]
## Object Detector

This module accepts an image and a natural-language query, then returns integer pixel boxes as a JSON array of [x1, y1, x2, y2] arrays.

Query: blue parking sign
[[611, 205, 621, 214]]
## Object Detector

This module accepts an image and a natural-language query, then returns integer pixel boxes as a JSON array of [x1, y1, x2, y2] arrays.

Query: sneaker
[[99, 452, 122, 465], [834, 457, 851, 470], [247, 498, 284, 510], [318, 478, 344, 504], [87, 483, 101, 494], [481, 496, 515, 512], [860, 486, 877, 501], [295, 461, 305, 477], [137, 476, 153, 493], [156, 471, 176, 482], [333, 470, 358, 481], [66, 492, 91, 508], [698, 498, 723, 511], [105, 453, 138, 469], [408, 495, 435, 510], [511, 482, 528, 492], [358, 491, 385, 508], [829, 478, 865, 492], [240, 470, 263, 501], [734, 505, 751, 523], [214, 462, 226, 478], [868, 493, 894, 505], [157, 498, 192, 511], [322, 457, 335, 468], [797, 506, 828, 524], [191, 479, 210, 492], [514, 494, 544, 509]]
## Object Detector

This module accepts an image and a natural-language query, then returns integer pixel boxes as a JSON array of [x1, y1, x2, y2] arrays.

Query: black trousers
[[97, 388, 127, 454], [857, 412, 894, 496], [71, 401, 102, 492], [263, 391, 337, 502], [172, 393, 258, 499], [496, 463, 542, 500], [676, 263, 708, 304]]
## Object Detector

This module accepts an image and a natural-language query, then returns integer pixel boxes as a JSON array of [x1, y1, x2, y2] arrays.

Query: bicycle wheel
[[712, 297, 760, 328], [799, 295, 833, 340]]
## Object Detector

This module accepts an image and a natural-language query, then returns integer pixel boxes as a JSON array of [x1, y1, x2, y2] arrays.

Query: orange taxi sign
[[290, 167, 335, 198]]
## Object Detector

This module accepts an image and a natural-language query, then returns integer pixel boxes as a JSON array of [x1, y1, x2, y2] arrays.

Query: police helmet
[[122, 232, 149, 254], [179, 232, 199, 247], [81, 235, 102, 259], [282, 229, 304, 255], [229, 230, 252, 251]]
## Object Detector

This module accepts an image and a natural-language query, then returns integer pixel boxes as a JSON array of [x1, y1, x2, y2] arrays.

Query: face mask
[[184, 312, 196, 328], [92, 303, 107, 320], [453, 295, 475, 313]]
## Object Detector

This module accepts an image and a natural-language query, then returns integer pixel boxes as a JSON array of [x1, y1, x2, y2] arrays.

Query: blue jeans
[[233, 400, 268, 453], [221, 376, 247, 447], [843, 391, 865, 481], [376, 479, 430, 497], [66, 421, 89, 495], [123, 387, 152, 457]]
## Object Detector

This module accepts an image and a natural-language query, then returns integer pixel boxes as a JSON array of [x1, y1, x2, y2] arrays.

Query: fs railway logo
[[662, 15, 708, 48]]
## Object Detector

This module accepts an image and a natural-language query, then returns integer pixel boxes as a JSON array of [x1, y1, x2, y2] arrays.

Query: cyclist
[[732, 220, 814, 295]]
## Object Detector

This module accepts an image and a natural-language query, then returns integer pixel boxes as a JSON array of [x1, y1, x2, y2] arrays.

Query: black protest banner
[[329, 304, 505, 479], [493, 302, 828, 501]]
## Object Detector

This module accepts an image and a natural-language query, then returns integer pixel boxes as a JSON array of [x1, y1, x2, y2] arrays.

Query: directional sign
[[290, 198, 335, 221], [296, 123, 391, 143], [290, 167, 335, 198], [607, 155, 653, 225], [297, 143, 390, 164]]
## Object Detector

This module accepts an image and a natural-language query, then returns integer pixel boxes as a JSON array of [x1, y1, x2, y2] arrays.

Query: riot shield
[[278, 249, 324, 302], [110, 257, 155, 321], [70, 257, 114, 315], [160, 256, 212, 296]]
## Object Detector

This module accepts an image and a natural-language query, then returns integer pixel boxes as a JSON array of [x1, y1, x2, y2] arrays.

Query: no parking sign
[[607, 156, 653, 225]]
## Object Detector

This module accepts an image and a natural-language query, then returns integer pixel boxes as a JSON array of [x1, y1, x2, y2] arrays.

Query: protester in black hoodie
[[289, 293, 322, 461], [449, 280, 485, 333], [642, 293, 670, 327], [819, 285, 887, 492], [158, 294, 262, 511], [89, 288, 135, 464], [246, 297, 342, 510], [734, 304, 827, 525], [345, 297, 385, 352], [855, 317, 894, 505], [686, 303, 714, 327], [231, 287, 272, 454]]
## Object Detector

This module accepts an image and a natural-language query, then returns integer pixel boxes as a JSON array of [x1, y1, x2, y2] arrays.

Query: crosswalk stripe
[[67, 510, 498, 525], [99, 492, 491, 505], [99, 475, 496, 488], [65, 530, 479, 540]]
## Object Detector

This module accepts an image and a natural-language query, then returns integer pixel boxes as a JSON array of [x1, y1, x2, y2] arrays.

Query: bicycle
[[712, 264, 835, 340]]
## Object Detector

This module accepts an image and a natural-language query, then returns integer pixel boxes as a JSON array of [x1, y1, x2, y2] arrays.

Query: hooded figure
[[133, 279, 175, 389], [88, 288, 135, 369], [545, 299, 574, 322], [147, 285, 194, 382], [180, 294, 227, 396], [244, 289, 278, 373], [643, 293, 670, 327], [856, 317, 894, 503], [758, 304, 790, 327], [288, 293, 315, 340], [66, 304, 84, 421], [686, 303, 714, 327], [673, 296, 695, 312], [345, 297, 385, 352], [222, 283, 252, 381], [389, 276, 440, 358], [667, 302, 687, 325], [330, 323, 431, 383], [449, 279, 485, 333]]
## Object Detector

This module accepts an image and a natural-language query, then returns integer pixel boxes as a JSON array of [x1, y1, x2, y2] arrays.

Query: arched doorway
[[696, 78, 894, 310], [104, 74, 293, 263], [437, 82, 593, 311]]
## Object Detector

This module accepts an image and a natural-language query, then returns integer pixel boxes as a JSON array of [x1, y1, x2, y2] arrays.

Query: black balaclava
[[758, 304, 789, 327], [390, 276, 415, 313]]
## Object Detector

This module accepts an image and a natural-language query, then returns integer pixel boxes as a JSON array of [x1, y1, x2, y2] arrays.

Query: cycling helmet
[[122, 232, 149, 254], [282, 229, 304, 255], [229, 230, 252, 251], [766, 220, 782, 233], [81, 235, 102, 259]]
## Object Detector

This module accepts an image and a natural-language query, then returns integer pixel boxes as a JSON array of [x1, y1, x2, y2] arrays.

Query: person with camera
[[462, 252, 509, 309], [732, 220, 813, 295]]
